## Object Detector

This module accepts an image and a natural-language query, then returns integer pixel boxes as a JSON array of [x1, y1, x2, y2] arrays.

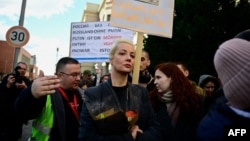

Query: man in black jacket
[[0, 73, 20, 141], [15, 57, 83, 141], [13, 62, 32, 89]]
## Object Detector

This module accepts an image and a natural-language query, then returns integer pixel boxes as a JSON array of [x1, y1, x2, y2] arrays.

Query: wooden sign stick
[[132, 32, 143, 84]]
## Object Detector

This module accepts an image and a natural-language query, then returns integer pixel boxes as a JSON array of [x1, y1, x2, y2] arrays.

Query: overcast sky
[[0, 0, 101, 75]]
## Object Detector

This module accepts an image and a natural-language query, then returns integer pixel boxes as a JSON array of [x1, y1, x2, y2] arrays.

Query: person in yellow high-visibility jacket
[[15, 57, 83, 141]]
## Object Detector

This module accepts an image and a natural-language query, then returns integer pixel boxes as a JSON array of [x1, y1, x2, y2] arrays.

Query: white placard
[[70, 21, 134, 62], [110, 0, 174, 38]]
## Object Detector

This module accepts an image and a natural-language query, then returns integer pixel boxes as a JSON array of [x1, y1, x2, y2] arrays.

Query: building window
[[107, 15, 111, 21], [30, 68, 33, 73]]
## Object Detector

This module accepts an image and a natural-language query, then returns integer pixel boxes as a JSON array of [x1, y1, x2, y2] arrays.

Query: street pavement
[[20, 120, 32, 141]]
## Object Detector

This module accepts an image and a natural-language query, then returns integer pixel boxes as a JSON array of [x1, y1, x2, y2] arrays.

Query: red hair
[[149, 62, 199, 113]]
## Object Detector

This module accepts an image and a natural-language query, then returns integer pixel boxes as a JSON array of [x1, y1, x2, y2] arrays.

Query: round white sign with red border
[[5, 26, 30, 47]]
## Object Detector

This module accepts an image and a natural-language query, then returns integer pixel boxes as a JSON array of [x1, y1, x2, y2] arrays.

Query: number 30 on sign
[[5, 26, 30, 47]]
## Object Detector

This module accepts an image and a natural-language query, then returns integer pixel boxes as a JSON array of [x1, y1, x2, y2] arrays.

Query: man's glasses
[[18, 67, 27, 71], [204, 86, 215, 89], [141, 57, 146, 61], [9, 76, 15, 79], [60, 72, 81, 78]]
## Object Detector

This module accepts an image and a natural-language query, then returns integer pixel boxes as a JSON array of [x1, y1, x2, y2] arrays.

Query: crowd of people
[[0, 29, 249, 141]]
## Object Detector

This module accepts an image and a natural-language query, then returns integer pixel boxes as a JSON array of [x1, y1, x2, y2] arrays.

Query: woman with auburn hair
[[149, 62, 204, 141]]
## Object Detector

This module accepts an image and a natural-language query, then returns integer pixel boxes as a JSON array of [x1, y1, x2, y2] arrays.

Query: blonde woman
[[79, 39, 161, 141]]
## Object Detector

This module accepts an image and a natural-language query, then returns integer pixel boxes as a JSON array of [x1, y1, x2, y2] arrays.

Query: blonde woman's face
[[110, 43, 135, 73]]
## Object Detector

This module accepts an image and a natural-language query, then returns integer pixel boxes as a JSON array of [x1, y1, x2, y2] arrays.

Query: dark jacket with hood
[[15, 86, 83, 141], [196, 103, 250, 141], [0, 74, 20, 140]]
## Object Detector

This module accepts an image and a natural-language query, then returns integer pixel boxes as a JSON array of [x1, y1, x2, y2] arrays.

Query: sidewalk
[[19, 120, 32, 141]]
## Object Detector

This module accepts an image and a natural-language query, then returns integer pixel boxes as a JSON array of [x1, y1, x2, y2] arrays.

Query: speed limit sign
[[5, 26, 30, 47]]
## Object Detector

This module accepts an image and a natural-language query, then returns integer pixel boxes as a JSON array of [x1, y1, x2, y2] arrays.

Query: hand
[[15, 81, 27, 89], [129, 125, 143, 140], [31, 70, 61, 99]]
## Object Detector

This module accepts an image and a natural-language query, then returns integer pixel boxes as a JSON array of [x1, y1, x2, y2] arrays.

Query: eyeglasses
[[204, 86, 215, 89], [17, 67, 27, 71], [60, 72, 81, 78], [9, 77, 15, 79], [141, 57, 146, 61]]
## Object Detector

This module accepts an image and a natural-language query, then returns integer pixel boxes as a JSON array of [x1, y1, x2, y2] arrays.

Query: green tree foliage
[[143, 0, 250, 82]]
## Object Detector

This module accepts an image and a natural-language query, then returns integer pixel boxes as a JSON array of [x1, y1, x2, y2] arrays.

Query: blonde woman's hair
[[109, 38, 134, 59]]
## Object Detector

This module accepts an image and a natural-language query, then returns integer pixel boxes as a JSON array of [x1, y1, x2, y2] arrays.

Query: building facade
[[80, 0, 113, 76], [0, 40, 38, 81]]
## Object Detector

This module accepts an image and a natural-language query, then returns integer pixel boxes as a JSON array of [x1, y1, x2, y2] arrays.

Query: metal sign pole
[[13, 0, 27, 70]]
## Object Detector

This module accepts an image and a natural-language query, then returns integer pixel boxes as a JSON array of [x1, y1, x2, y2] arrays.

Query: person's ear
[[147, 60, 151, 67], [184, 70, 189, 77]]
